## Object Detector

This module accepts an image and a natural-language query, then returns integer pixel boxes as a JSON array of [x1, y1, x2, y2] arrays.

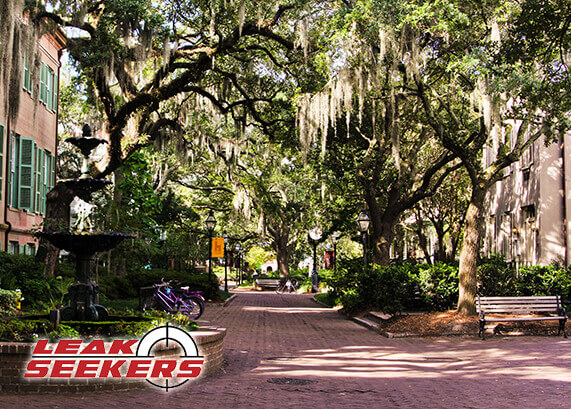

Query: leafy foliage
[[0, 288, 19, 315]]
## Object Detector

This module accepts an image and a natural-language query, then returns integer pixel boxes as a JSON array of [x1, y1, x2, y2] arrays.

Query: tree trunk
[[414, 210, 431, 264], [35, 183, 75, 275], [457, 185, 486, 315], [371, 219, 396, 266], [275, 231, 290, 277], [433, 223, 448, 263], [111, 169, 126, 277]]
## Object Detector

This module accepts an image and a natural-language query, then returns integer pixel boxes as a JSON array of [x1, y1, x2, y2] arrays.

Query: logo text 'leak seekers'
[[24, 324, 204, 391]]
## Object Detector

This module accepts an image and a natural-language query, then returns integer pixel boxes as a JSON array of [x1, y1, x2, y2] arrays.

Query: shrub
[[417, 263, 459, 310], [0, 288, 19, 314], [325, 259, 420, 315], [477, 255, 517, 296], [516, 266, 571, 301]]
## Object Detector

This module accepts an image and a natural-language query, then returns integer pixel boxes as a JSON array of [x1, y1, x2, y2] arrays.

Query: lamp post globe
[[205, 210, 217, 299], [223, 230, 229, 292], [235, 244, 243, 285], [308, 227, 322, 293], [331, 231, 340, 271], [357, 209, 369, 267]]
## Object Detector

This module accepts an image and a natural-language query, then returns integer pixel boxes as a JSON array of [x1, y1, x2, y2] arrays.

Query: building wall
[[0, 29, 65, 253], [483, 132, 571, 267]]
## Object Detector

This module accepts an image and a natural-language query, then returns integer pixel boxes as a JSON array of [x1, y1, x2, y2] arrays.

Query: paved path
[[1, 292, 570, 408]]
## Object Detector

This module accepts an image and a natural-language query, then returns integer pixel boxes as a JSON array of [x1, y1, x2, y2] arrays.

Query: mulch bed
[[376, 310, 569, 337]]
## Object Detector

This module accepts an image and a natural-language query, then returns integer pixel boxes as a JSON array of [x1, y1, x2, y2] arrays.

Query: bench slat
[[479, 305, 560, 310], [483, 316, 565, 322]]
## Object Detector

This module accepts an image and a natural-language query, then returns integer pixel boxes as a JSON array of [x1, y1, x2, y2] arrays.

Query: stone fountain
[[37, 124, 132, 321]]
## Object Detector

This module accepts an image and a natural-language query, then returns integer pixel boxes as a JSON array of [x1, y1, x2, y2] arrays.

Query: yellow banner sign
[[212, 237, 224, 258]]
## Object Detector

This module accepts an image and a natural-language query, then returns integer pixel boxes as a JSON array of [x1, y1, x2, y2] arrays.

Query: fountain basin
[[60, 179, 113, 201], [65, 136, 108, 157], [37, 232, 134, 256]]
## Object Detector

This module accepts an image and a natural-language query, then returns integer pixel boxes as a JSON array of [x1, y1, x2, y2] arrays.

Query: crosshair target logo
[[136, 323, 204, 391]]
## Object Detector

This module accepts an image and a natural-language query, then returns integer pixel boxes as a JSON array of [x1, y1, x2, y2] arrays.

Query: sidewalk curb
[[311, 295, 333, 308], [350, 316, 380, 332], [223, 294, 238, 307]]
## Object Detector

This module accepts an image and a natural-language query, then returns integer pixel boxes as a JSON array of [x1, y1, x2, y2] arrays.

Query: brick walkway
[[1, 292, 570, 408]]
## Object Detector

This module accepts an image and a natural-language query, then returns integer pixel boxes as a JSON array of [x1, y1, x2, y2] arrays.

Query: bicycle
[[275, 277, 299, 294], [144, 280, 204, 319]]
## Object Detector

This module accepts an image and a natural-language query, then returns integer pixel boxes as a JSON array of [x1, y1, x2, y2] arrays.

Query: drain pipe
[[561, 135, 569, 266], [3, 118, 11, 252]]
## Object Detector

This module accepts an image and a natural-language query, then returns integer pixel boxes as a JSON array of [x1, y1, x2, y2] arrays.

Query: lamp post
[[308, 227, 322, 293], [223, 230, 229, 292], [235, 243, 243, 286], [205, 210, 217, 299], [331, 231, 340, 272], [357, 209, 370, 268]]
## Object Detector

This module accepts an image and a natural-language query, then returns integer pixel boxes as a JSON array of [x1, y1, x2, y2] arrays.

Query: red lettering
[[75, 360, 100, 377], [108, 340, 137, 355], [100, 360, 126, 378], [54, 340, 82, 355], [178, 359, 203, 378], [126, 360, 151, 378], [150, 360, 177, 378], [24, 360, 51, 378], [51, 360, 76, 377], [80, 340, 105, 354], [32, 340, 53, 355]]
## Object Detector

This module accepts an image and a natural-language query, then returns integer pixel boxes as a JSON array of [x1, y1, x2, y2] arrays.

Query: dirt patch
[[375, 310, 569, 337]]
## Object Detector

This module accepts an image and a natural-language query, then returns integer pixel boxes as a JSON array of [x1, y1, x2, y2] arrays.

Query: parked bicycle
[[143, 279, 204, 319], [275, 277, 299, 294]]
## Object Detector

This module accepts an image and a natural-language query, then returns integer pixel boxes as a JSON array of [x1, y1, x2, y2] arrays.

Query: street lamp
[[357, 209, 370, 267], [331, 231, 340, 272], [308, 227, 322, 293], [223, 230, 229, 292], [205, 210, 217, 299], [235, 244, 243, 285]]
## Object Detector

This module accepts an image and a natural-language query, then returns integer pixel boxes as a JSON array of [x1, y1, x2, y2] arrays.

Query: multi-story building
[[483, 133, 571, 267], [0, 26, 66, 254]]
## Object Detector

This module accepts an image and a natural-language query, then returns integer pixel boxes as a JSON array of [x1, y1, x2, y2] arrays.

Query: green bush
[[0, 253, 55, 309], [325, 259, 420, 315], [516, 266, 571, 301], [417, 263, 459, 310], [0, 288, 19, 314], [477, 255, 517, 296]]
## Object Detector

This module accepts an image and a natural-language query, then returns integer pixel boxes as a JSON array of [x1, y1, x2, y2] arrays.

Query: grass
[[314, 292, 336, 307], [101, 298, 140, 312]]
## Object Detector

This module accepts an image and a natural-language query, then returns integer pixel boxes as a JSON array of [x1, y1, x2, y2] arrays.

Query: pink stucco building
[[0, 27, 66, 253]]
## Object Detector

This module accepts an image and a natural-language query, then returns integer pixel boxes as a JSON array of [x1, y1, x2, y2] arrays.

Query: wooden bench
[[255, 278, 282, 290], [477, 295, 568, 339]]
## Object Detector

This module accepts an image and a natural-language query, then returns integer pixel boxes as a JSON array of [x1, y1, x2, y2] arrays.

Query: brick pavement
[[1, 291, 569, 408]]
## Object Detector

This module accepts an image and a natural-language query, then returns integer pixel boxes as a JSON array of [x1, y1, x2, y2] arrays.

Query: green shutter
[[46, 68, 52, 110], [0, 124, 4, 201], [41, 150, 49, 214], [39, 63, 46, 103], [34, 147, 43, 214], [18, 137, 35, 211], [8, 132, 18, 208], [49, 153, 55, 190], [23, 54, 30, 91], [52, 72, 58, 112]]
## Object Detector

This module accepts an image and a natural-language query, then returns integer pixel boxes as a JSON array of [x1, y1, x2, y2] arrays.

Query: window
[[39, 63, 58, 112], [23, 53, 32, 93], [7, 134, 55, 214], [521, 143, 534, 169], [26, 243, 36, 255], [8, 241, 19, 255]]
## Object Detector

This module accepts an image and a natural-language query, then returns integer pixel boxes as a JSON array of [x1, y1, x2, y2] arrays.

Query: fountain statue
[[37, 124, 132, 321]]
